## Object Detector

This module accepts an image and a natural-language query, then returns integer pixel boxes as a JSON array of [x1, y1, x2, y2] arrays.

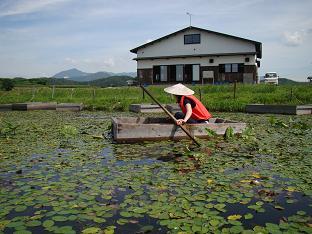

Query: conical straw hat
[[164, 83, 194, 96]]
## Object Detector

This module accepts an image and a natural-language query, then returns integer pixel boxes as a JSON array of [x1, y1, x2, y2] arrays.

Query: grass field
[[0, 84, 311, 112]]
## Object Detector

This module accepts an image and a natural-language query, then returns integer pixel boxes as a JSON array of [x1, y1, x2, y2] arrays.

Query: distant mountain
[[115, 72, 137, 77], [52, 68, 137, 82], [85, 76, 135, 87], [278, 78, 300, 85], [259, 77, 301, 84], [53, 68, 89, 79]]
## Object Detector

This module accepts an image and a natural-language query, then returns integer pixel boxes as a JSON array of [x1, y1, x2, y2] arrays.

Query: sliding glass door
[[176, 65, 183, 82], [160, 66, 167, 82], [192, 65, 200, 81]]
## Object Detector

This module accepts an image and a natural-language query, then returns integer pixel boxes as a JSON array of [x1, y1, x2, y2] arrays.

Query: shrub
[[1, 79, 14, 91]]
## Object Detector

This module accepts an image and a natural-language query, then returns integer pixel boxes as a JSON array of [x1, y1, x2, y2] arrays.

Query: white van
[[264, 72, 279, 85]]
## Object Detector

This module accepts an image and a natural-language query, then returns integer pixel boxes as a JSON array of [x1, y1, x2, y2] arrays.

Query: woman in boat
[[164, 83, 212, 125]]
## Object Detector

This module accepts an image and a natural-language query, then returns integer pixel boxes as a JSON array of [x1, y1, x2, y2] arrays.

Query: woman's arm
[[176, 103, 192, 125]]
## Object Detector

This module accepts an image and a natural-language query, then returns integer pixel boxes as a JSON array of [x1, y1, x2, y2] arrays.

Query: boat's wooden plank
[[246, 104, 312, 115]]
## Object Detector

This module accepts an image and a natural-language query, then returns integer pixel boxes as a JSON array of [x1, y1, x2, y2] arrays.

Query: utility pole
[[186, 12, 192, 27]]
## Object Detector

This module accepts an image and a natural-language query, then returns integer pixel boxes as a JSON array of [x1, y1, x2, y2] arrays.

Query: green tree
[[1, 79, 14, 91]]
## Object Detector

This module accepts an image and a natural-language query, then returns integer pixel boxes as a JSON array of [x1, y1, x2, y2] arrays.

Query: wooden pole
[[233, 80, 237, 99], [199, 88, 202, 101], [92, 88, 96, 101], [140, 85, 201, 147], [52, 85, 55, 99]]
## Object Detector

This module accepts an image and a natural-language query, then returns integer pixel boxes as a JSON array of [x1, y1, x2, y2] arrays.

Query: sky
[[0, 0, 311, 81]]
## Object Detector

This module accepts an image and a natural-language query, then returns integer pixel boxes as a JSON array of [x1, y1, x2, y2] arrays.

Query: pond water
[[0, 111, 311, 234]]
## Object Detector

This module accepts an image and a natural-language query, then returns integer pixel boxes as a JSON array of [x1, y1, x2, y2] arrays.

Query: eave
[[133, 52, 257, 61]]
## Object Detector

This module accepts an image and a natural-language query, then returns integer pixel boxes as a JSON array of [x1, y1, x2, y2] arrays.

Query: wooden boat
[[112, 117, 246, 143]]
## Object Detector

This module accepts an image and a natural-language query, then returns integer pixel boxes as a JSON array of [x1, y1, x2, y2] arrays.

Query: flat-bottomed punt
[[112, 117, 246, 143]]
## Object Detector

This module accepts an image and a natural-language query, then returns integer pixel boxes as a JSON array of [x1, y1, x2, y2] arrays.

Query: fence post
[[233, 80, 237, 99], [52, 85, 55, 99], [290, 88, 293, 101], [199, 87, 202, 101], [92, 88, 96, 101], [70, 88, 74, 100], [31, 87, 35, 101]]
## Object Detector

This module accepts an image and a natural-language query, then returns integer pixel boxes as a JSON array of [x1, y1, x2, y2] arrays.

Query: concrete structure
[[130, 26, 262, 85], [246, 104, 312, 115]]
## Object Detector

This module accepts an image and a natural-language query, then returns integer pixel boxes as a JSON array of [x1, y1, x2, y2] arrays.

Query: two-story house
[[130, 26, 262, 84]]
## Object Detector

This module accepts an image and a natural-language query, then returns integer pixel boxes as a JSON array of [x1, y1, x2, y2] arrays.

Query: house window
[[209, 58, 214, 64], [184, 34, 200, 44], [225, 64, 232, 73], [219, 64, 244, 73], [245, 57, 250, 62], [232, 64, 238, 72]]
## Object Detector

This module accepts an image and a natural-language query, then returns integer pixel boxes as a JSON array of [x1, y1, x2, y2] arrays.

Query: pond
[[0, 111, 311, 234]]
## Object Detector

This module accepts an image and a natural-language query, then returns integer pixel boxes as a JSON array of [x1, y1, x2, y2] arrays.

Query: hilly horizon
[[53, 68, 137, 82]]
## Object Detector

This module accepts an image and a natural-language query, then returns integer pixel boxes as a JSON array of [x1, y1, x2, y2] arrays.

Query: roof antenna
[[186, 12, 192, 27]]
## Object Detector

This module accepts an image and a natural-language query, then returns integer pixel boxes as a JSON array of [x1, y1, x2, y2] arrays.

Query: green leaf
[[25, 220, 41, 227], [82, 227, 101, 234], [120, 211, 132, 218], [14, 206, 27, 212], [209, 219, 219, 227], [52, 216, 68, 222], [227, 214, 242, 220], [42, 220, 54, 228], [224, 126, 234, 140], [244, 213, 253, 220]]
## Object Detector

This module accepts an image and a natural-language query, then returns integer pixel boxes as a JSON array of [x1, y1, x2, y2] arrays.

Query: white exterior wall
[[137, 55, 256, 69], [136, 28, 256, 59]]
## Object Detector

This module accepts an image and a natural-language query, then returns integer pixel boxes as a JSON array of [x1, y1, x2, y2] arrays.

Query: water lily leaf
[[286, 187, 296, 192], [52, 216, 68, 222], [227, 215, 242, 221], [56, 226, 75, 234], [6, 222, 24, 228], [274, 205, 284, 210], [209, 219, 219, 226], [13, 230, 32, 234], [14, 206, 27, 212], [117, 218, 128, 225], [25, 220, 41, 227], [120, 211, 132, 218], [43, 220, 54, 228], [139, 225, 154, 233], [244, 213, 253, 220], [296, 210, 306, 216], [82, 227, 101, 234], [93, 217, 106, 223], [229, 225, 244, 233], [265, 223, 280, 232], [228, 220, 242, 226]]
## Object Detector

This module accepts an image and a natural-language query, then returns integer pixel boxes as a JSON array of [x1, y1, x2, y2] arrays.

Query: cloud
[[0, 0, 71, 17], [64, 57, 115, 69], [65, 57, 77, 64], [283, 31, 305, 47]]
